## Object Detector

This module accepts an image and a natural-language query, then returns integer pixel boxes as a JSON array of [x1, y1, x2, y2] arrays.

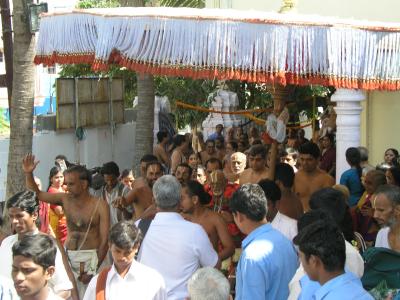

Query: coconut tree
[[5, 0, 36, 199]]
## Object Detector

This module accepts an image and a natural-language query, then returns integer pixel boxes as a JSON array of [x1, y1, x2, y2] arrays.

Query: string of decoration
[[35, 7, 400, 90]]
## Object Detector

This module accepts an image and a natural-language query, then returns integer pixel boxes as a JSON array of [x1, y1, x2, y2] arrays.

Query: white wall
[[0, 122, 136, 202]]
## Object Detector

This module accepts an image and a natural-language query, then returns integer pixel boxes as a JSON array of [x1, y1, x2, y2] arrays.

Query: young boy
[[83, 221, 166, 300], [12, 234, 62, 300]]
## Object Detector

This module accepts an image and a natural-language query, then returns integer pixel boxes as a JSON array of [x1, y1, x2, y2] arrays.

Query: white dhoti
[[67, 249, 98, 300]]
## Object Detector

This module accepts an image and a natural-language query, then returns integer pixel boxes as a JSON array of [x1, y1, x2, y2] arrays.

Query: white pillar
[[331, 89, 365, 183]]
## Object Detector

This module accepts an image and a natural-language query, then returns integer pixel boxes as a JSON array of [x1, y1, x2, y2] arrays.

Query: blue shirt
[[340, 168, 364, 207], [301, 272, 373, 300], [235, 223, 298, 300], [207, 132, 223, 141]]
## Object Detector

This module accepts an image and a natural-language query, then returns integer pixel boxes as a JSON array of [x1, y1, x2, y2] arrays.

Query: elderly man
[[138, 175, 219, 300], [374, 184, 400, 251], [226, 152, 246, 184], [187, 267, 231, 300]]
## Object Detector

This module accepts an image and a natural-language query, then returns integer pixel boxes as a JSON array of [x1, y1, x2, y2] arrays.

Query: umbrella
[[34, 7, 400, 91]]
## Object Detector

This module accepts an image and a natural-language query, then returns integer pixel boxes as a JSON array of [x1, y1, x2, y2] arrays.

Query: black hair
[[206, 139, 215, 146], [294, 216, 345, 272], [157, 130, 168, 143], [176, 163, 193, 177], [248, 144, 267, 159], [101, 161, 120, 177], [140, 154, 158, 164], [345, 147, 363, 184], [182, 180, 212, 205], [6, 190, 39, 215], [298, 142, 320, 159], [309, 188, 355, 243], [275, 162, 295, 188], [388, 167, 400, 186], [385, 148, 399, 166], [47, 166, 62, 191], [366, 170, 387, 191], [173, 135, 187, 149], [205, 158, 222, 170], [297, 209, 333, 232], [145, 161, 164, 173], [258, 179, 281, 205], [64, 165, 92, 186], [12, 234, 57, 270], [323, 133, 335, 145], [54, 154, 72, 168], [230, 184, 267, 222], [55, 154, 67, 161], [227, 141, 238, 152], [109, 221, 142, 250], [375, 184, 400, 206], [120, 169, 131, 179]]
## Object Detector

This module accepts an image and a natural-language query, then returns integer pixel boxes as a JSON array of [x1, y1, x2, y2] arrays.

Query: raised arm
[[267, 142, 278, 180], [22, 154, 63, 206]]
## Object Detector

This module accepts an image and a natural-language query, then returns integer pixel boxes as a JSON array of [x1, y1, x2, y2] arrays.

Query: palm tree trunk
[[6, 0, 35, 198], [134, 73, 155, 172], [118, 0, 155, 174]]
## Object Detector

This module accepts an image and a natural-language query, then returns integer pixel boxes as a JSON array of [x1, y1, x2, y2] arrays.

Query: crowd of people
[[0, 122, 399, 300]]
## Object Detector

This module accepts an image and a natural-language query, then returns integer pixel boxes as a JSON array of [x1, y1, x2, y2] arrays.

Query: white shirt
[[138, 212, 218, 300], [47, 289, 64, 300], [93, 183, 130, 226], [0, 233, 73, 293], [288, 240, 364, 300], [375, 227, 390, 249], [83, 261, 166, 300], [0, 276, 18, 300], [271, 211, 298, 242]]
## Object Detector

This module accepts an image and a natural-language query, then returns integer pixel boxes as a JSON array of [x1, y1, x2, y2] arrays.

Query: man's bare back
[[294, 169, 335, 211], [153, 144, 170, 168], [239, 168, 271, 185], [119, 177, 153, 220], [185, 210, 219, 249], [279, 191, 304, 220], [183, 209, 234, 260]]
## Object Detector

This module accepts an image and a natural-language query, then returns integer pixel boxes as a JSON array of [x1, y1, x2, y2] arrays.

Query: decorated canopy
[[35, 7, 400, 90]]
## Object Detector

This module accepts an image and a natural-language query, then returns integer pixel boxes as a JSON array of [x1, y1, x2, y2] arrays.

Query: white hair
[[188, 267, 230, 300], [152, 175, 181, 209]]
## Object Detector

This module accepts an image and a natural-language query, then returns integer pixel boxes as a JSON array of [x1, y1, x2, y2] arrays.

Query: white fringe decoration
[[35, 7, 400, 90]]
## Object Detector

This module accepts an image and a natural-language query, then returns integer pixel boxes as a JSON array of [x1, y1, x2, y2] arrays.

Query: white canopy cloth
[[35, 7, 400, 90]]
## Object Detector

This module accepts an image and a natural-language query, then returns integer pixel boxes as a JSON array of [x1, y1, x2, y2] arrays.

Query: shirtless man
[[294, 142, 335, 211], [239, 143, 277, 185], [138, 154, 158, 178], [175, 163, 192, 185], [22, 154, 110, 299], [153, 131, 170, 171], [200, 140, 220, 166], [114, 161, 163, 221], [274, 162, 303, 220], [181, 180, 235, 261]]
